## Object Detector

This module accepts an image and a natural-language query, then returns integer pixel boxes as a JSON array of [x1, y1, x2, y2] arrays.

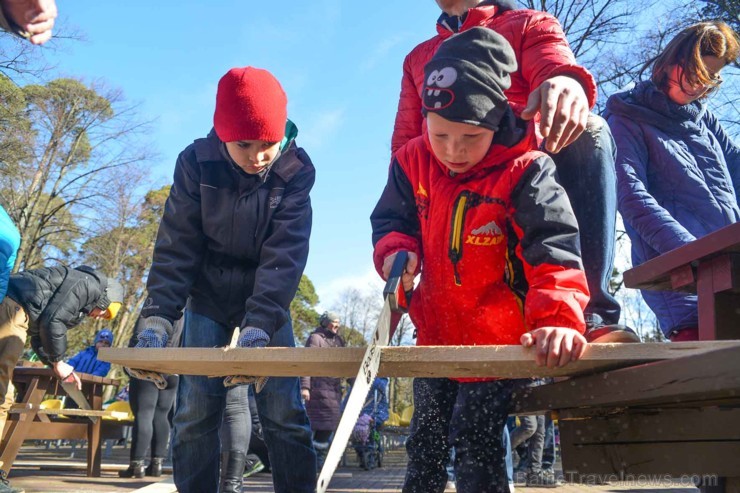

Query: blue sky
[[42, 1, 441, 309]]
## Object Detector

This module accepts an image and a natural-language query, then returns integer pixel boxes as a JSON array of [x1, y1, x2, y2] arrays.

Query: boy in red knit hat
[[371, 27, 589, 492], [126, 66, 316, 493]]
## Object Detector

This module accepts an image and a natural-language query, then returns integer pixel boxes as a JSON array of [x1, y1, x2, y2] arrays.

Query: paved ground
[[6, 443, 699, 493]]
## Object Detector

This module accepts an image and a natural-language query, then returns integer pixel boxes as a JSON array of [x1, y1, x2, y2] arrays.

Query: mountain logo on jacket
[[415, 184, 429, 219], [422, 66, 457, 110], [467, 220, 504, 246]]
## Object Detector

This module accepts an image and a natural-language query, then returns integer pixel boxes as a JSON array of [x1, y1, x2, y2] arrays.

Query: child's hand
[[521, 327, 587, 368], [382, 251, 418, 292]]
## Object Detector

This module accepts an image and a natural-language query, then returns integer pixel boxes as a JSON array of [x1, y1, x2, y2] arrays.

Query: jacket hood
[[423, 109, 536, 179], [605, 81, 707, 134]]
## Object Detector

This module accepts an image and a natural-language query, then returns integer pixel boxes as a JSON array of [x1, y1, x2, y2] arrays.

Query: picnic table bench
[[515, 222, 740, 491], [0, 366, 119, 477]]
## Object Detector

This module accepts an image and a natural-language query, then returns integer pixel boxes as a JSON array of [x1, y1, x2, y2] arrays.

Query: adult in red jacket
[[393, 0, 624, 338]]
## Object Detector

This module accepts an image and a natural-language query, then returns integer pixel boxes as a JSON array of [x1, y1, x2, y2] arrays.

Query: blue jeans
[[542, 415, 556, 471], [403, 378, 513, 493], [172, 310, 316, 493], [551, 114, 621, 327]]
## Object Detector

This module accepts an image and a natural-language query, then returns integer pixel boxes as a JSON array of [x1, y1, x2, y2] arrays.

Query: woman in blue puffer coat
[[606, 21, 740, 341]]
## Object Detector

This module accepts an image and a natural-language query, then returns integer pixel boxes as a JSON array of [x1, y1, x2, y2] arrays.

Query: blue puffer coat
[[0, 205, 20, 303], [67, 346, 111, 377], [605, 81, 740, 335]]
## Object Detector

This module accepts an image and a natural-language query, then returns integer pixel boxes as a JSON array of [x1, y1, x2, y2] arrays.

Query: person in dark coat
[[125, 66, 316, 493], [300, 311, 346, 469], [0, 265, 123, 447], [606, 21, 740, 341], [66, 328, 114, 377]]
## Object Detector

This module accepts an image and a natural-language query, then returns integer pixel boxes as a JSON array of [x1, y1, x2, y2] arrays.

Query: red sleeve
[[518, 11, 597, 109], [373, 232, 421, 280], [391, 51, 425, 154]]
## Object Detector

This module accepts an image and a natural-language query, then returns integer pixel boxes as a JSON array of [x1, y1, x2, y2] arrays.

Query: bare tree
[[332, 286, 383, 344], [0, 78, 154, 270]]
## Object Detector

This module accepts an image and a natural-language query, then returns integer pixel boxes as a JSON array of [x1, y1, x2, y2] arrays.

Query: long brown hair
[[648, 21, 739, 95]]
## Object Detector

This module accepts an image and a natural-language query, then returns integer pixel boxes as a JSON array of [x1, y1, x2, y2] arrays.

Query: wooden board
[[513, 344, 740, 413], [100, 341, 740, 378]]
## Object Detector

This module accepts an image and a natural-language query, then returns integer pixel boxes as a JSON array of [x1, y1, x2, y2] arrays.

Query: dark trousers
[[130, 375, 179, 460], [403, 378, 513, 493]]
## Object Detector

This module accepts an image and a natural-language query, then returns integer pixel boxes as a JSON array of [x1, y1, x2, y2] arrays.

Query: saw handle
[[383, 251, 413, 313]]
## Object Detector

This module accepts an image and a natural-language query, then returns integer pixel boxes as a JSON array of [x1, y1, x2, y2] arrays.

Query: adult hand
[[521, 326, 587, 369], [224, 327, 270, 391], [520, 75, 589, 154], [301, 389, 310, 402], [1, 0, 57, 45], [382, 251, 418, 292], [53, 360, 81, 390]]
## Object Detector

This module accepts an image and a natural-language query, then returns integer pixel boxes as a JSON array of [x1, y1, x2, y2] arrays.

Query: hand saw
[[317, 251, 410, 492], [60, 378, 98, 424]]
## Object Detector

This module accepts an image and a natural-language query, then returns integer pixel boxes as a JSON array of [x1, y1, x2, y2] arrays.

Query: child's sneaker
[[243, 457, 265, 478], [525, 469, 559, 488]]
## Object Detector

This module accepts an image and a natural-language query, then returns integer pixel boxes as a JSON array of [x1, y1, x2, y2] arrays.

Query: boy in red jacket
[[371, 27, 589, 493], [393, 0, 634, 342]]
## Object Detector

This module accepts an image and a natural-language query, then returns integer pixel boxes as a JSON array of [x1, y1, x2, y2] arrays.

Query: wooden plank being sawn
[[100, 341, 740, 378]]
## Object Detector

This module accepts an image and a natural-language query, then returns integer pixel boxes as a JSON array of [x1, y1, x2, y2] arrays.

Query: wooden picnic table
[[623, 221, 740, 340], [516, 222, 740, 491], [0, 366, 119, 477]]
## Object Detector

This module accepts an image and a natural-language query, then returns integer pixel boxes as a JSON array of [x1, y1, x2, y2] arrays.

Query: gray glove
[[224, 327, 270, 392]]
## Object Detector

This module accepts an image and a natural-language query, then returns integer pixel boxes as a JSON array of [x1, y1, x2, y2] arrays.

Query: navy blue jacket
[[141, 122, 314, 336], [67, 346, 110, 377], [606, 81, 740, 334]]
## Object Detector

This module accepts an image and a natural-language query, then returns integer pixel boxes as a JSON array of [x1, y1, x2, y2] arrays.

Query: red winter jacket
[[372, 118, 589, 349], [391, 1, 597, 153]]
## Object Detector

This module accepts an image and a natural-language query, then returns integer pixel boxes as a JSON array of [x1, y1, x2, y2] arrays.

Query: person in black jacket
[[0, 265, 123, 443], [126, 66, 316, 493]]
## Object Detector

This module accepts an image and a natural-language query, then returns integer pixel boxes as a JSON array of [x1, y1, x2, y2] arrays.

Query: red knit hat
[[213, 67, 287, 143]]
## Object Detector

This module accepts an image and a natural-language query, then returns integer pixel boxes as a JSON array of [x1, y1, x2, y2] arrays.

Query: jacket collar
[[436, 0, 516, 37], [605, 81, 707, 134], [423, 110, 537, 181]]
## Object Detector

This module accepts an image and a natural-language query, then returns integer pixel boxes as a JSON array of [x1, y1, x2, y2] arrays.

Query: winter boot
[[118, 459, 146, 478], [219, 451, 247, 493], [145, 457, 164, 477]]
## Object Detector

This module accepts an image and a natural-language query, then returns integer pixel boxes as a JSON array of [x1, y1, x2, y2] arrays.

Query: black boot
[[219, 451, 247, 493], [118, 459, 145, 478], [145, 457, 164, 477]]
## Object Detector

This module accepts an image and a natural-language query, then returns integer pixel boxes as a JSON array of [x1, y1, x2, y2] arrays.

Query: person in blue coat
[[0, 207, 20, 305], [66, 328, 113, 377], [606, 21, 740, 341]]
